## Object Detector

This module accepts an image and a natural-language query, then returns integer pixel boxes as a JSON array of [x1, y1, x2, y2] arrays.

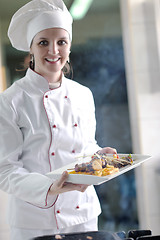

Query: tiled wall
[[120, 0, 160, 234]]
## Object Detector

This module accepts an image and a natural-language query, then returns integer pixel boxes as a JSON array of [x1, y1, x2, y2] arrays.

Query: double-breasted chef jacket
[[0, 68, 101, 230]]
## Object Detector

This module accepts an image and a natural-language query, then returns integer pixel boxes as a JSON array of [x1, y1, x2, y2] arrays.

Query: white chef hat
[[8, 0, 73, 52]]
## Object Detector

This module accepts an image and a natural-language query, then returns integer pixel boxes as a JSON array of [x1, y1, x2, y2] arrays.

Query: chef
[[0, 0, 117, 239]]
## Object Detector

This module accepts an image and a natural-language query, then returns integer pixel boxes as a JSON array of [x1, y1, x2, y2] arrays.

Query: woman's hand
[[97, 147, 117, 155], [49, 171, 88, 196]]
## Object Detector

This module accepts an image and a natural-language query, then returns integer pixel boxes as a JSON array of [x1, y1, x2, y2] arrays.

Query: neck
[[45, 71, 62, 84], [34, 70, 62, 84]]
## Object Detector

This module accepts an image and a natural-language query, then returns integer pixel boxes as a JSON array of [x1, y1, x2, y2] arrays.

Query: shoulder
[[64, 77, 95, 108], [64, 77, 93, 96], [0, 75, 28, 103]]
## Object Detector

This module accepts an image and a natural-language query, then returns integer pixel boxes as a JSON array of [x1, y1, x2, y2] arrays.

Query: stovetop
[[33, 229, 160, 240]]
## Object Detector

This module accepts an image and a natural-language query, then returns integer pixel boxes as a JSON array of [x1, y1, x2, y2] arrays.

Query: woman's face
[[30, 28, 71, 81]]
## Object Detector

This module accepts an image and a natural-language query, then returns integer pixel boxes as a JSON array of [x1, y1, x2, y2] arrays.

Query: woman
[[0, 0, 117, 239]]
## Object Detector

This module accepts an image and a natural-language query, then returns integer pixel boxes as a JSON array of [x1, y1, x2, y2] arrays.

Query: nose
[[48, 43, 59, 55]]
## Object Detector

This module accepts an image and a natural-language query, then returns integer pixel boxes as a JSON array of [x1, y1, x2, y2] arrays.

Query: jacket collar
[[26, 68, 65, 93]]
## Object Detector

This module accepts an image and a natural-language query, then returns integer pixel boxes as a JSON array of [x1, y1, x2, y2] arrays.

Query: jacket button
[[51, 152, 55, 156], [57, 210, 60, 214], [64, 96, 68, 99], [72, 150, 75, 153], [53, 125, 56, 128], [74, 123, 78, 127], [76, 205, 80, 209], [45, 95, 48, 98]]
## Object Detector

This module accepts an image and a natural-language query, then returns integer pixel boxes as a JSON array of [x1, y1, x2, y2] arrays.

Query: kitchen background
[[0, 0, 160, 239]]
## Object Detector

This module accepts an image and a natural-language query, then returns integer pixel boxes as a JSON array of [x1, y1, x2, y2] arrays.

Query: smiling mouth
[[45, 58, 60, 63]]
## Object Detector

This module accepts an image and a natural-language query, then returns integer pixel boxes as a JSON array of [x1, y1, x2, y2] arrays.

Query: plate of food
[[46, 153, 151, 185]]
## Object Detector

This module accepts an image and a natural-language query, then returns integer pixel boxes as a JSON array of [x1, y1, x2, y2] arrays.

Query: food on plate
[[68, 153, 133, 177], [86, 236, 93, 240], [55, 235, 64, 239], [55, 235, 63, 239]]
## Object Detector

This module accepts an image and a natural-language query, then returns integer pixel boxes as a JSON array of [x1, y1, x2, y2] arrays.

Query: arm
[[48, 171, 88, 196], [84, 89, 117, 155], [0, 95, 56, 208], [82, 89, 101, 154]]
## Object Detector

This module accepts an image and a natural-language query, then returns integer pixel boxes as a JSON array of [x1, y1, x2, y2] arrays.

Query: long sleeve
[[82, 88, 101, 155], [0, 95, 57, 208]]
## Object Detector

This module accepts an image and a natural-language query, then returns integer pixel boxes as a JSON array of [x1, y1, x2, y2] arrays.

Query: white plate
[[46, 154, 151, 185]]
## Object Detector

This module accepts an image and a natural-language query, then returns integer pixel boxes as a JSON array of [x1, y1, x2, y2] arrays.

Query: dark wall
[[71, 37, 138, 232]]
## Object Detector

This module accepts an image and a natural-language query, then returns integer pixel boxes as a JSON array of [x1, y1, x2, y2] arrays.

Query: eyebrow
[[38, 37, 69, 40]]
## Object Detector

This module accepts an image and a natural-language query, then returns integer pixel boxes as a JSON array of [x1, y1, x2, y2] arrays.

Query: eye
[[38, 40, 48, 46], [58, 40, 67, 45]]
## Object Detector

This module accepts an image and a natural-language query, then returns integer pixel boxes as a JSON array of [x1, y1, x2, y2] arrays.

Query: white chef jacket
[[0, 68, 101, 230]]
